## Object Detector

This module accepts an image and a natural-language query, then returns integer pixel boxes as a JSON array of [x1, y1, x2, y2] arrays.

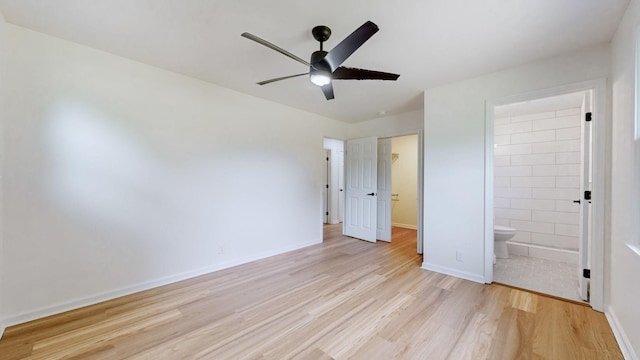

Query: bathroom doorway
[[490, 90, 594, 303]]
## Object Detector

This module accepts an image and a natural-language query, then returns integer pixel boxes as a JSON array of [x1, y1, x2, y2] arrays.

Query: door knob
[[366, 192, 376, 196], [573, 199, 581, 204]]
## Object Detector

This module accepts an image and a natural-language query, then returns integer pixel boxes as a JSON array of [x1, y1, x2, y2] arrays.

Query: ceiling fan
[[241, 21, 400, 100]]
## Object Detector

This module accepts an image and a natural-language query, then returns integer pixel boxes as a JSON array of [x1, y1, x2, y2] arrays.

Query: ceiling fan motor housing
[[310, 50, 330, 70], [312, 25, 331, 43]]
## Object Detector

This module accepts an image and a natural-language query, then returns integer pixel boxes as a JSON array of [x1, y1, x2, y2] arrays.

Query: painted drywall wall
[[348, 110, 423, 138], [610, 0, 640, 357], [423, 45, 609, 283], [391, 135, 418, 228], [1, 24, 348, 325]]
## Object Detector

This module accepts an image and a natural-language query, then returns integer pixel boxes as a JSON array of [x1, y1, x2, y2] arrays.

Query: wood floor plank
[[487, 307, 535, 360], [0, 225, 623, 359], [509, 288, 538, 314]]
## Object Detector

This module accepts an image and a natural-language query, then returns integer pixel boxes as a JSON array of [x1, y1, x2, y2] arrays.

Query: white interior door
[[578, 92, 593, 302], [417, 131, 424, 254], [338, 149, 345, 223], [323, 150, 330, 224], [344, 137, 378, 242], [377, 138, 392, 242]]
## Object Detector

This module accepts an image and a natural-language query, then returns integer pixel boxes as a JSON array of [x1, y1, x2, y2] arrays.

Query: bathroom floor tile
[[493, 255, 584, 303]]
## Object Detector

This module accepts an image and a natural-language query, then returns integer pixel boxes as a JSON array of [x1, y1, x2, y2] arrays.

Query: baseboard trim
[[421, 262, 485, 284], [392, 223, 417, 230], [506, 240, 579, 254], [2, 238, 321, 330], [0, 319, 6, 340], [605, 306, 639, 360]]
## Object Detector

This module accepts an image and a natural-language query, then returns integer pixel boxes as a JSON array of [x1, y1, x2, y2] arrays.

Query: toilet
[[494, 225, 516, 261]]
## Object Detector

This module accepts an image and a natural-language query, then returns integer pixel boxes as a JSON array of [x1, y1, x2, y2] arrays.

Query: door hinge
[[583, 269, 591, 278], [326, 157, 329, 161], [326, 211, 329, 216], [585, 112, 592, 122], [584, 190, 592, 200], [326, 184, 329, 189]]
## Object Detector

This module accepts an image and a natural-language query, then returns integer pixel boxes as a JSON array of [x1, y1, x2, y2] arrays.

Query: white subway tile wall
[[510, 153, 556, 165], [494, 108, 581, 264]]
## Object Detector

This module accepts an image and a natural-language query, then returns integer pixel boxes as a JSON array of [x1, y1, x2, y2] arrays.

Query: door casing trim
[[484, 78, 606, 311]]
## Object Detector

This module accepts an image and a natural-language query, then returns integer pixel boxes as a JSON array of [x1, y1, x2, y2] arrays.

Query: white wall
[[348, 110, 423, 138], [494, 108, 582, 264], [0, 24, 348, 327], [422, 45, 609, 283], [610, 0, 640, 357], [391, 135, 418, 228]]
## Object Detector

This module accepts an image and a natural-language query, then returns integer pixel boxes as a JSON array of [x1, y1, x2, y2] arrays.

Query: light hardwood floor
[[0, 224, 622, 359]]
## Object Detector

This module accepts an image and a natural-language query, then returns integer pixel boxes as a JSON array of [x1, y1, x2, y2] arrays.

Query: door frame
[[340, 130, 424, 253], [323, 138, 345, 225], [378, 132, 424, 253], [328, 129, 424, 254], [387, 130, 424, 254], [484, 78, 606, 311]]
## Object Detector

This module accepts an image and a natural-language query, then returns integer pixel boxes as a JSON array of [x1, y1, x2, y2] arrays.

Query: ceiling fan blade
[[321, 82, 334, 100], [241, 32, 310, 67], [323, 21, 379, 72], [257, 73, 309, 85], [332, 67, 400, 81]]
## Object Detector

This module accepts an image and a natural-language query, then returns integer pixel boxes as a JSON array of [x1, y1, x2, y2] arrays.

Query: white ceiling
[[0, 0, 629, 123]]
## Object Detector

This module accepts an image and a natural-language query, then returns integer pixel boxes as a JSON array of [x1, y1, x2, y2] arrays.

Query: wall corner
[[605, 305, 640, 360]]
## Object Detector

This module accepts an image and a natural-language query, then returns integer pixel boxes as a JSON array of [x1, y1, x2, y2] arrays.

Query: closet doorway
[[324, 133, 422, 255]]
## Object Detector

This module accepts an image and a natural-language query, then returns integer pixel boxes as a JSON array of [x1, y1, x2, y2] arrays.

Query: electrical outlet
[[456, 251, 464, 262]]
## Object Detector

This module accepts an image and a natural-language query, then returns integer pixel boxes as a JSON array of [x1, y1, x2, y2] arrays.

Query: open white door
[[377, 138, 392, 242], [417, 131, 424, 254], [338, 149, 345, 223], [344, 137, 378, 242], [323, 149, 330, 224], [578, 93, 593, 302]]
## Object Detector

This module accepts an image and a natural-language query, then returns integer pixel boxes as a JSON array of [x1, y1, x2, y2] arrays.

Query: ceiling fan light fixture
[[242, 21, 399, 100], [310, 70, 331, 86]]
